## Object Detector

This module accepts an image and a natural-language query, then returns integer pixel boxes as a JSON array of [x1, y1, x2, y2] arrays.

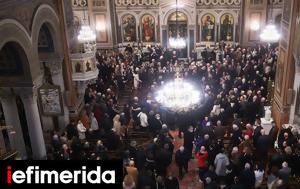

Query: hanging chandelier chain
[[176, 0, 178, 37]]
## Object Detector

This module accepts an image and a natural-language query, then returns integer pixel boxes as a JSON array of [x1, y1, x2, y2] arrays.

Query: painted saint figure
[[142, 15, 155, 42], [122, 15, 137, 42], [202, 15, 215, 41], [221, 14, 234, 41]]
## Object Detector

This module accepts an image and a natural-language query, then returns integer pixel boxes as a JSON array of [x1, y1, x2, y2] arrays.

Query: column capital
[[14, 87, 38, 103], [0, 88, 14, 101]]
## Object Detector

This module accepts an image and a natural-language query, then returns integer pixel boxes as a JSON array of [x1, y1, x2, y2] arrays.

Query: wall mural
[[220, 13, 234, 41], [122, 14, 137, 42], [201, 14, 215, 42], [141, 14, 155, 42]]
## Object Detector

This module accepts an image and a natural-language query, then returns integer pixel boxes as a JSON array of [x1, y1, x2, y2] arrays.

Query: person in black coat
[[155, 144, 172, 176], [65, 120, 78, 140], [256, 130, 271, 166], [105, 129, 120, 150], [231, 124, 242, 146], [184, 126, 195, 159], [164, 173, 179, 189], [239, 163, 255, 189], [253, 124, 263, 148], [175, 146, 190, 179]]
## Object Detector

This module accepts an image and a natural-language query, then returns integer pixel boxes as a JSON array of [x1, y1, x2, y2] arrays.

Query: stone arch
[[0, 19, 33, 86], [163, 8, 193, 26], [117, 12, 139, 25], [31, 4, 63, 58], [198, 11, 218, 25], [139, 11, 158, 24], [217, 10, 238, 25], [31, 4, 64, 87]]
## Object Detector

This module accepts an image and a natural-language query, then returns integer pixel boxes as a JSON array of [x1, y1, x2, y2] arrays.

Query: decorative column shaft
[[20, 89, 46, 160], [0, 91, 27, 158]]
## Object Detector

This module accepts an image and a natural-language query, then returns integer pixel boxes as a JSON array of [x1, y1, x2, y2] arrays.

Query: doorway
[[168, 11, 188, 58]]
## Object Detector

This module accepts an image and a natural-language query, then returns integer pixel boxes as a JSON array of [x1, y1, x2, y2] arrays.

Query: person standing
[[256, 129, 271, 166], [184, 126, 195, 159], [214, 148, 230, 180], [137, 109, 148, 132], [77, 120, 86, 140], [164, 172, 179, 189], [196, 146, 209, 182], [133, 68, 142, 90], [175, 146, 190, 179], [65, 119, 78, 140]]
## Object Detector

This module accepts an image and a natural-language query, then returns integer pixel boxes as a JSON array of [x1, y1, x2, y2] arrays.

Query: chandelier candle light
[[259, 23, 280, 43], [78, 6, 96, 43], [78, 25, 96, 42], [155, 73, 201, 112], [259, 2, 280, 43]]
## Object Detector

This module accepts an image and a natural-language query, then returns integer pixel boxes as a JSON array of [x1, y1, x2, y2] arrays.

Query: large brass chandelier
[[155, 73, 201, 112]]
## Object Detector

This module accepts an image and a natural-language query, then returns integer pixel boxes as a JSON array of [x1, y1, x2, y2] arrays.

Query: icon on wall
[[201, 14, 215, 42], [122, 14, 137, 42], [141, 14, 155, 42], [220, 14, 234, 41], [38, 84, 64, 116]]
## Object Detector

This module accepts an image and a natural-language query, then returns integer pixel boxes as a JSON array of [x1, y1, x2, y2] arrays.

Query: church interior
[[0, 0, 300, 188]]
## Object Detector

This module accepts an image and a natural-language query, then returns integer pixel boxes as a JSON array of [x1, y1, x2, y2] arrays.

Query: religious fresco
[[141, 14, 155, 42], [122, 14, 137, 42], [201, 14, 215, 42], [220, 13, 234, 41]]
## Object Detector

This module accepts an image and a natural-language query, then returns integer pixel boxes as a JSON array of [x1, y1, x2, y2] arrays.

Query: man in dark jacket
[[175, 146, 190, 179], [164, 173, 179, 189], [256, 129, 271, 166], [155, 144, 172, 176], [65, 120, 78, 140], [184, 126, 195, 159], [240, 163, 255, 189]]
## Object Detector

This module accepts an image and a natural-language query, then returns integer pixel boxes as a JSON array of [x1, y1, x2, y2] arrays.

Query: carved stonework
[[196, 0, 241, 6], [72, 0, 88, 7], [269, 0, 283, 5], [115, 0, 160, 6]]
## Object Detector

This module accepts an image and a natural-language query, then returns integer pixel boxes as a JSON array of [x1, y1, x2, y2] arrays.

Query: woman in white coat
[[77, 120, 86, 140], [90, 113, 99, 132], [133, 68, 142, 90]]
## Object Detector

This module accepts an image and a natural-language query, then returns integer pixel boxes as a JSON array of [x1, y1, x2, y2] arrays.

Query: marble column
[[20, 88, 46, 160], [0, 92, 27, 158]]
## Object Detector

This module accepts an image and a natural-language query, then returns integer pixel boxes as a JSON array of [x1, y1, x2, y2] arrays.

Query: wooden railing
[[0, 150, 18, 160]]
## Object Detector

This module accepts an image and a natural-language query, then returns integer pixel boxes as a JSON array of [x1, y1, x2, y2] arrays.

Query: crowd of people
[[47, 42, 300, 189]]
